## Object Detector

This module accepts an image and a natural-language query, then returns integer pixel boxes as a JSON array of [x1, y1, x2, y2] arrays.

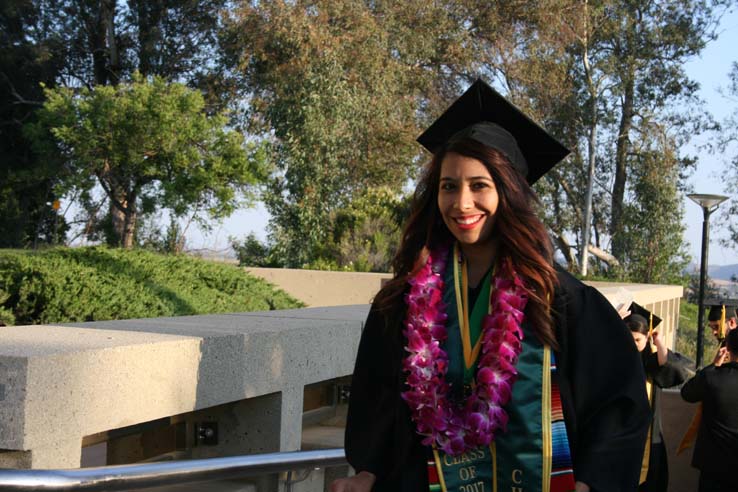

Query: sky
[[186, 6, 738, 266], [681, 7, 738, 266]]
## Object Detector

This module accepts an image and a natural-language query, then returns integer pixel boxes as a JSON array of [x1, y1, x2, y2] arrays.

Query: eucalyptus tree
[[227, 0, 480, 267], [479, 0, 720, 280]]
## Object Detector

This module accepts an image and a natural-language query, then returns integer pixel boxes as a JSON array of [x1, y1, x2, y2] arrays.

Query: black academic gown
[[680, 361, 738, 476], [345, 266, 650, 492], [639, 349, 691, 492]]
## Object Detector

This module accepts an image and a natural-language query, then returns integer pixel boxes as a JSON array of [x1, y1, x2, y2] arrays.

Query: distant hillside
[[685, 263, 738, 281], [710, 264, 738, 281]]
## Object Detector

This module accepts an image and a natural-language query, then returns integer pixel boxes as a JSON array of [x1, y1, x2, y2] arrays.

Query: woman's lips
[[454, 215, 483, 230]]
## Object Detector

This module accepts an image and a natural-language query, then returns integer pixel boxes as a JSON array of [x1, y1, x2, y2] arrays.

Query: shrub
[[0, 247, 302, 326]]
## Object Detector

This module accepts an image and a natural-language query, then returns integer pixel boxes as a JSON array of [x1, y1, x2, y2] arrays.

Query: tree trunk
[[611, 75, 634, 261], [103, 0, 119, 82], [86, 0, 118, 86], [553, 232, 578, 271], [134, 0, 164, 76], [588, 244, 620, 268], [109, 190, 127, 247], [579, 0, 596, 277], [122, 208, 137, 249]]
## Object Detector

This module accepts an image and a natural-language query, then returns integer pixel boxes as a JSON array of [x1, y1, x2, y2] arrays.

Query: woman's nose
[[456, 186, 473, 210]]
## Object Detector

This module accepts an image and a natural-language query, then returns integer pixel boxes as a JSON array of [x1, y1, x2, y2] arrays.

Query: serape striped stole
[[426, 352, 575, 492]]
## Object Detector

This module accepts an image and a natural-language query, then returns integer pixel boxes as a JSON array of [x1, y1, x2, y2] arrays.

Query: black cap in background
[[628, 302, 662, 329]]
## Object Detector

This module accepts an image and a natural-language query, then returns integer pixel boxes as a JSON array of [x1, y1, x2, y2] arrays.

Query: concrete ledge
[[245, 268, 389, 307], [0, 305, 369, 469]]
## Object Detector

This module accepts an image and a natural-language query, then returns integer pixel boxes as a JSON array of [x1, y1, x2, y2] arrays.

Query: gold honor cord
[[721, 305, 727, 340], [542, 347, 552, 492], [492, 442, 498, 492], [640, 379, 654, 483], [432, 448, 449, 492], [453, 243, 484, 370]]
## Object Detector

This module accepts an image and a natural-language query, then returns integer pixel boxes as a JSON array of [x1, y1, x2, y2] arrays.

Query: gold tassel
[[648, 312, 657, 353]]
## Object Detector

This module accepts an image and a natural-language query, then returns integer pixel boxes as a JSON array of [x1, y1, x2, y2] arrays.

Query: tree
[[619, 122, 691, 283], [26, 74, 267, 248], [227, 0, 480, 266], [1, 0, 236, 247], [477, 0, 719, 280], [602, 0, 724, 262], [0, 0, 70, 247], [329, 187, 410, 272]]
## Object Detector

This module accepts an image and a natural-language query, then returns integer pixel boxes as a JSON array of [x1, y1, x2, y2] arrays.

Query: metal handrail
[[0, 448, 347, 491]]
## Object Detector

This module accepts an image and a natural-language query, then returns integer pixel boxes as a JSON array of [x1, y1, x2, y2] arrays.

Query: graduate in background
[[677, 301, 738, 459], [624, 303, 691, 492], [332, 79, 649, 492], [706, 302, 738, 365], [681, 328, 738, 492]]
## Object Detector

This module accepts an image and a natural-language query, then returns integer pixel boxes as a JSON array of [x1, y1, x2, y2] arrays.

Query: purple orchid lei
[[400, 245, 529, 456]]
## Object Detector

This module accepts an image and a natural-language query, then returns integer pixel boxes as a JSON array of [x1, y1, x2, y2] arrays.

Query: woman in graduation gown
[[332, 79, 650, 492], [624, 306, 690, 492]]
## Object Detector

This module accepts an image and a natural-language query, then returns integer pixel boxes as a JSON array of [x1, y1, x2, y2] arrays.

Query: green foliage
[[618, 130, 692, 283], [0, 0, 69, 248], [504, 0, 723, 277], [0, 247, 302, 326], [228, 0, 478, 267], [231, 187, 409, 272], [231, 233, 274, 267], [25, 74, 268, 247], [329, 187, 410, 272], [676, 300, 719, 364]]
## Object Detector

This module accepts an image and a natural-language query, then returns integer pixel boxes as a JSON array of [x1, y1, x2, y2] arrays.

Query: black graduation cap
[[629, 302, 662, 329], [416, 78, 570, 184], [705, 299, 738, 321]]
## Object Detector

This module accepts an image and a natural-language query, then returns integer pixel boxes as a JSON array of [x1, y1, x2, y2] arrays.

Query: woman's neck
[[460, 241, 497, 288]]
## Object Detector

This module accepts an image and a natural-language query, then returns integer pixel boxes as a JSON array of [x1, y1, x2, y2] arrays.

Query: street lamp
[[687, 193, 729, 369]]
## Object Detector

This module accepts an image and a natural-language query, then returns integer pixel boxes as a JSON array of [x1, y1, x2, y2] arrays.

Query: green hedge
[[676, 300, 719, 364], [0, 247, 302, 326]]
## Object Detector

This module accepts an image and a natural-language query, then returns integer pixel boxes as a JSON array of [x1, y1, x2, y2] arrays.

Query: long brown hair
[[375, 138, 558, 347]]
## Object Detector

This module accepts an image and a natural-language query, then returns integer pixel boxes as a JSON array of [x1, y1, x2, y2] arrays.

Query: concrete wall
[[245, 268, 389, 307], [0, 305, 369, 473]]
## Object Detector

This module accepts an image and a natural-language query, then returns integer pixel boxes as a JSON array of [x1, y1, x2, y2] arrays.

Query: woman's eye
[[440, 182, 456, 191], [471, 182, 488, 190]]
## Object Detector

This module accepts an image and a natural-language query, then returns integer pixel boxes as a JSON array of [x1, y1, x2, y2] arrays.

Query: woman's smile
[[453, 214, 484, 229]]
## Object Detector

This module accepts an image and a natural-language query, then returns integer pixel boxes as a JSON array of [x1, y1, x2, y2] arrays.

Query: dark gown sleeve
[[553, 267, 650, 492], [644, 349, 692, 388], [680, 366, 709, 403], [344, 303, 399, 478]]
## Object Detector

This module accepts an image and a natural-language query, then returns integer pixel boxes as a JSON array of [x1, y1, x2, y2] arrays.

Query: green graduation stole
[[427, 249, 575, 492]]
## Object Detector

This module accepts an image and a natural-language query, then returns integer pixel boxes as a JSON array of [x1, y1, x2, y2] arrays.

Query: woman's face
[[631, 332, 648, 352], [437, 152, 499, 249]]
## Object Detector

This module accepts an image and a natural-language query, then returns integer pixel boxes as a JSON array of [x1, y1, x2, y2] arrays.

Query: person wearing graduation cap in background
[[623, 303, 691, 492], [677, 301, 738, 459], [706, 303, 738, 366], [680, 327, 738, 492], [332, 79, 649, 492]]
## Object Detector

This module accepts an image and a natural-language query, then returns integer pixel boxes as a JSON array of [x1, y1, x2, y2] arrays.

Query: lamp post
[[688, 193, 728, 369]]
